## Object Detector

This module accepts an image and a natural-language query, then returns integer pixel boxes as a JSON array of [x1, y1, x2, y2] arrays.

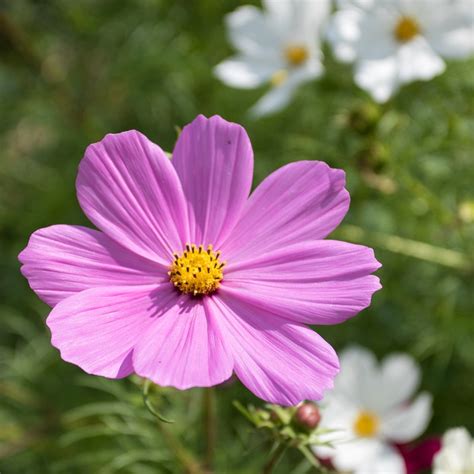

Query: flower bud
[[294, 402, 321, 431], [347, 103, 381, 135]]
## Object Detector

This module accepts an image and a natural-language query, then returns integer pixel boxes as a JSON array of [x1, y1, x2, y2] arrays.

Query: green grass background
[[1, 1, 473, 472]]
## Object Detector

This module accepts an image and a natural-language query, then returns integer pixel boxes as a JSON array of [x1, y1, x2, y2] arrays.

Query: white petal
[[354, 443, 406, 474], [249, 60, 322, 117], [434, 427, 474, 474], [397, 36, 446, 83], [381, 392, 433, 443], [320, 394, 359, 429], [424, 2, 474, 59], [327, 8, 364, 62], [214, 55, 279, 89], [355, 5, 398, 60], [263, 0, 292, 21], [355, 56, 399, 102], [334, 346, 381, 408], [336, 0, 375, 8], [330, 438, 385, 472], [249, 82, 295, 118], [262, 0, 330, 50], [225, 5, 279, 57], [376, 352, 421, 412]]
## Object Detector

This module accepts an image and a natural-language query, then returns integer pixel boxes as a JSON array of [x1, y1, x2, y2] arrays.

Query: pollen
[[354, 410, 380, 437], [284, 44, 309, 66], [394, 16, 420, 43], [169, 244, 225, 296]]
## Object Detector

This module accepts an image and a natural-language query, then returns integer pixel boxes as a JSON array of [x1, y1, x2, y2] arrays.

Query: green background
[[1, 1, 473, 472]]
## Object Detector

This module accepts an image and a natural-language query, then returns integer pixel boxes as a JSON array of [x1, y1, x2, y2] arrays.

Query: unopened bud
[[294, 402, 321, 431]]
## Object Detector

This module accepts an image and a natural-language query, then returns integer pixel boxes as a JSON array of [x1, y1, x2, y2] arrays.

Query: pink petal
[[221, 161, 349, 261], [209, 293, 339, 405], [172, 115, 253, 247], [47, 284, 175, 378], [19, 225, 165, 307], [221, 241, 381, 325], [77, 130, 189, 264], [133, 296, 234, 389]]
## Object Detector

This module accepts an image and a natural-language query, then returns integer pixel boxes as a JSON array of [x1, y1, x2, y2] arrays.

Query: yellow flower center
[[354, 411, 380, 437], [394, 16, 420, 43], [284, 44, 309, 66], [169, 244, 225, 296]]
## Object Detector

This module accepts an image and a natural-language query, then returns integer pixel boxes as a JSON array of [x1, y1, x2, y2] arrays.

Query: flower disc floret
[[354, 410, 379, 437], [284, 44, 309, 66], [169, 244, 225, 296], [394, 16, 420, 43]]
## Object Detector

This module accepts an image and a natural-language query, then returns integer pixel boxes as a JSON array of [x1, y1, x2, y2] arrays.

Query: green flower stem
[[142, 379, 174, 423], [262, 443, 287, 474], [203, 388, 216, 472], [157, 422, 205, 474], [339, 224, 471, 271], [297, 445, 331, 473]]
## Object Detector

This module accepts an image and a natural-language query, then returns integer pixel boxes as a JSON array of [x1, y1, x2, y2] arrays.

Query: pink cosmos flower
[[19, 115, 381, 405]]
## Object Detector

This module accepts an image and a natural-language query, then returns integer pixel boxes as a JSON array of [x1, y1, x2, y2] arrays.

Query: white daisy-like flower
[[214, 0, 330, 117], [313, 346, 432, 474], [328, 0, 474, 102], [433, 427, 474, 474]]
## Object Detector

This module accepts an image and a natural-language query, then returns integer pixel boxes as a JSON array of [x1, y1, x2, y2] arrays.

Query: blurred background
[[0, 1, 473, 472]]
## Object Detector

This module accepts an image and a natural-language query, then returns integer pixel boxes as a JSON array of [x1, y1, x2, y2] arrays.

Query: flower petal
[[249, 60, 323, 118], [249, 80, 297, 118], [172, 115, 253, 247], [352, 443, 406, 474], [422, 4, 474, 59], [76, 130, 189, 264], [434, 427, 473, 473], [355, 57, 399, 102], [225, 5, 280, 58], [377, 353, 421, 412], [355, 5, 398, 60], [19, 225, 165, 307], [381, 393, 433, 443], [335, 346, 381, 408], [132, 296, 234, 389], [221, 161, 349, 262], [319, 438, 405, 474], [222, 241, 381, 325], [209, 293, 339, 405], [327, 8, 364, 62], [214, 55, 278, 89], [264, 0, 330, 45], [397, 37, 446, 83], [47, 284, 176, 378]]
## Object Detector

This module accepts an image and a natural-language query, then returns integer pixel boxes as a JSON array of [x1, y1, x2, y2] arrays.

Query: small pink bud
[[294, 402, 321, 431]]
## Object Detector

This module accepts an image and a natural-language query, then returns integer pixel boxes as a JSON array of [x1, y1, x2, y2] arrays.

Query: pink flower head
[[19, 115, 381, 405]]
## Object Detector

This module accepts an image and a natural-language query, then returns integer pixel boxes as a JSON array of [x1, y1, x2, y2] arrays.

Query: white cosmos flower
[[328, 0, 474, 102], [214, 0, 330, 117], [313, 346, 432, 474], [433, 427, 474, 474]]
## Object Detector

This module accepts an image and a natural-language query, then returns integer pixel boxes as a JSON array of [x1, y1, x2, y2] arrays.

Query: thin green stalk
[[142, 379, 174, 423], [203, 388, 216, 472], [156, 422, 205, 474], [298, 445, 331, 473], [262, 443, 287, 474], [338, 224, 471, 271]]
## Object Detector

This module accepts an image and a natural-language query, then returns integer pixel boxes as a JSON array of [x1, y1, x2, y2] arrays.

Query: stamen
[[169, 243, 225, 296]]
